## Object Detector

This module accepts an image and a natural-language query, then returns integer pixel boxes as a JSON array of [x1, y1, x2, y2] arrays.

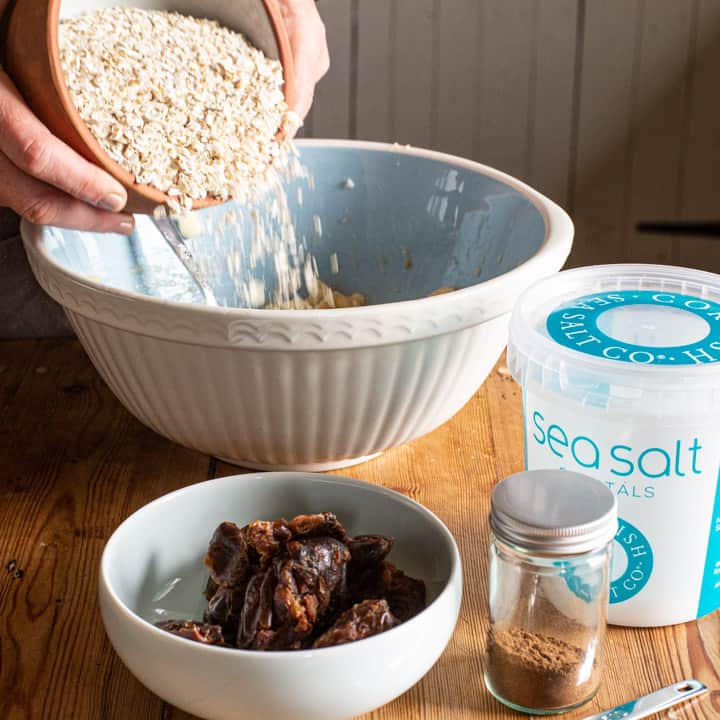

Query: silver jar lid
[[490, 470, 617, 555]]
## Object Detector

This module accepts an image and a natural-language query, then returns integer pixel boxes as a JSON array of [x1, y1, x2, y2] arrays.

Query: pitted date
[[155, 513, 425, 651]]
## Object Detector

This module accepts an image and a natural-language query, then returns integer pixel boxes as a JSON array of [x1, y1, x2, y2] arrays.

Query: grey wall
[[305, 0, 720, 270], [3, 0, 720, 337]]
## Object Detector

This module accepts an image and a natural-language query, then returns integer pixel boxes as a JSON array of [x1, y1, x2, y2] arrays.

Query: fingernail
[[97, 192, 127, 212], [116, 218, 135, 235]]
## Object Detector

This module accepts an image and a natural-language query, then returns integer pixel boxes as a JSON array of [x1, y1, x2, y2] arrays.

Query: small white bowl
[[99, 472, 463, 720]]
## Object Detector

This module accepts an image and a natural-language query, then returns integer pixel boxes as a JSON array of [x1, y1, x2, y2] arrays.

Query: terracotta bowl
[[4, 0, 296, 214]]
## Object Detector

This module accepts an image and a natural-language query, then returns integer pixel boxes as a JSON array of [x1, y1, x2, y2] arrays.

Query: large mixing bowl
[[22, 140, 573, 470]]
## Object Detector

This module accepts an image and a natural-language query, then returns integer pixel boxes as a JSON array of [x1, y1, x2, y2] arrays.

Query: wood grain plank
[[0, 341, 42, 423], [621, 0, 695, 265], [485, 360, 524, 481], [355, 0, 394, 142], [674, 236, 720, 276], [569, 0, 642, 267], [2, 341, 720, 718], [528, 0, 578, 208], [393, 0, 435, 148], [473, 0, 536, 181], [435, 0, 481, 158], [343, 379, 501, 718], [0, 341, 210, 720], [675, 0, 720, 273], [680, 0, 720, 221], [312, 0, 353, 138], [208, 362, 720, 720]]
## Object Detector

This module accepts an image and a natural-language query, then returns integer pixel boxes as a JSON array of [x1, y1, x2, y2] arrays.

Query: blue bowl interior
[[41, 145, 546, 308]]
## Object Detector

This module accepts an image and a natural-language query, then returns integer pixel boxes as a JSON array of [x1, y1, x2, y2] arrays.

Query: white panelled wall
[[304, 0, 720, 271]]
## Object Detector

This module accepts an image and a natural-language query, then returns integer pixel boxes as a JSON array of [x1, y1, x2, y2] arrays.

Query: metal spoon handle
[[152, 214, 219, 307], [582, 679, 707, 720]]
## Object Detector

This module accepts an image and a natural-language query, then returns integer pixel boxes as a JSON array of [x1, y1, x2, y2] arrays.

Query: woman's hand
[[278, 0, 330, 123], [0, 0, 330, 231], [0, 0, 134, 232], [0, 70, 135, 233]]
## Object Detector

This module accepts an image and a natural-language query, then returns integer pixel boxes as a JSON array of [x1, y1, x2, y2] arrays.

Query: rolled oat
[[59, 7, 290, 212]]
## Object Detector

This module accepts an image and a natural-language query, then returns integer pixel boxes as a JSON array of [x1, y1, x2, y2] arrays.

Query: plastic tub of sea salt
[[507, 264, 720, 627]]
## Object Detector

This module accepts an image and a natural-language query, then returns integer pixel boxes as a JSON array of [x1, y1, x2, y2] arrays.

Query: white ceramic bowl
[[99, 472, 463, 720], [22, 140, 573, 469]]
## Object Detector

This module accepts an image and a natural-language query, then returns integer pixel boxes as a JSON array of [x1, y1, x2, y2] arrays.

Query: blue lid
[[546, 289, 720, 367], [508, 264, 720, 408]]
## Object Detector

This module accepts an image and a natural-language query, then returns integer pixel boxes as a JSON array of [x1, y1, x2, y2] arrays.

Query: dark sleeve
[[0, 0, 13, 64]]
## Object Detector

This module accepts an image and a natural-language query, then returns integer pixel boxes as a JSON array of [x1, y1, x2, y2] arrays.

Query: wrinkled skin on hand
[[277, 0, 330, 122], [0, 0, 329, 229]]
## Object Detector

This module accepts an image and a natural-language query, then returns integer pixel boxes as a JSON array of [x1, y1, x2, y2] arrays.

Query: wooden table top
[[1, 339, 718, 719]]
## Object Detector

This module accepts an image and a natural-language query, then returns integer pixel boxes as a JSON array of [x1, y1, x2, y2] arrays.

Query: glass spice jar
[[484, 469, 617, 715]]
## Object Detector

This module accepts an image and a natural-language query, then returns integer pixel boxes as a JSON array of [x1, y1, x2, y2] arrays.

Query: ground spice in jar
[[484, 625, 600, 711], [485, 471, 616, 713]]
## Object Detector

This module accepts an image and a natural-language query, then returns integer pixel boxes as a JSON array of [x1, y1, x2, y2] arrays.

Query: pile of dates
[[157, 512, 426, 650]]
